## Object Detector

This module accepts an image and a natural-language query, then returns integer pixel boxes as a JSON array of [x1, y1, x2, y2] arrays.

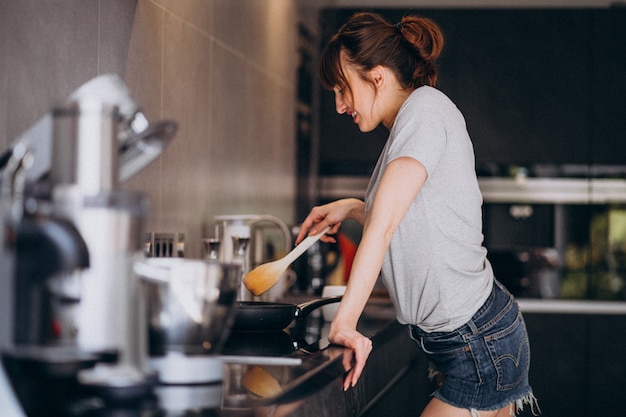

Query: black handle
[[294, 295, 343, 320]]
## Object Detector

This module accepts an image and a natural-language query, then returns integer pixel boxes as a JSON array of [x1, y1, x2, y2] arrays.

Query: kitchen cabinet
[[480, 178, 626, 301], [518, 302, 626, 417], [316, 7, 626, 172], [590, 8, 626, 166]]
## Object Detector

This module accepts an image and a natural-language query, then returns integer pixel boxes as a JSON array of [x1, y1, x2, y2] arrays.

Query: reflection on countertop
[[142, 293, 409, 417], [217, 294, 398, 412], [31, 294, 407, 417]]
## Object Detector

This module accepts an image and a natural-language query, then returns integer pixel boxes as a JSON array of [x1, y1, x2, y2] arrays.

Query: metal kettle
[[213, 214, 292, 266], [213, 214, 293, 301]]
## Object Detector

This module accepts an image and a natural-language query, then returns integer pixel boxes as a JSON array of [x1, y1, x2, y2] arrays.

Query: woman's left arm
[[330, 156, 428, 388]]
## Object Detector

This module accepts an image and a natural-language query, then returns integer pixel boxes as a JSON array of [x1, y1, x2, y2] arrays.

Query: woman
[[295, 12, 539, 417]]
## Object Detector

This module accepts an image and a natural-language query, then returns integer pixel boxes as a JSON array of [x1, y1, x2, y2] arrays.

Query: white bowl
[[321, 285, 346, 321]]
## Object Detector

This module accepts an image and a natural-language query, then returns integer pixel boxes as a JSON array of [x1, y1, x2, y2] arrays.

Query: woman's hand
[[295, 198, 365, 244], [328, 325, 373, 390]]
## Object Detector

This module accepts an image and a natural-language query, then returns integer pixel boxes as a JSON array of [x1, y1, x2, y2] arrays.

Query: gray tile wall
[[0, 0, 298, 258]]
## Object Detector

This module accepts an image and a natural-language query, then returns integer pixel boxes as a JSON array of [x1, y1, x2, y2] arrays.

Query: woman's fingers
[[341, 350, 355, 391], [347, 336, 372, 388], [330, 329, 373, 390]]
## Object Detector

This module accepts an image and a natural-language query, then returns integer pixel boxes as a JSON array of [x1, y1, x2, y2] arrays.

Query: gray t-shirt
[[365, 86, 493, 333]]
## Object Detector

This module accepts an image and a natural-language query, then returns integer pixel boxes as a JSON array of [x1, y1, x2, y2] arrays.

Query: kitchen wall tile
[[122, 0, 165, 235], [0, 0, 298, 260], [0, 1, 7, 151], [123, 0, 163, 122], [208, 44, 252, 218], [1, 0, 100, 142], [260, 1, 299, 83], [244, 65, 297, 222], [98, 0, 139, 76], [159, 0, 214, 36], [160, 10, 213, 257], [213, 0, 297, 82]]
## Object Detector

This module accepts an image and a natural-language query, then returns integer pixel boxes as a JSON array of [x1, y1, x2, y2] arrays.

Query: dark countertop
[[8, 296, 431, 417], [216, 297, 626, 417], [14, 294, 625, 417], [212, 296, 431, 417], [150, 294, 428, 416], [222, 300, 394, 403]]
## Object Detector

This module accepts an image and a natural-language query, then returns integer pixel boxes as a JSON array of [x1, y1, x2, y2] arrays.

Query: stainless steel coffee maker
[[0, 74, 178, 413], [52, 75, 178, 394], [213, 214, 292, 301], [0, 144, 92, 417]]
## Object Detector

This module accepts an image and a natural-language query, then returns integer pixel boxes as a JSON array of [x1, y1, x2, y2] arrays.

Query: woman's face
[[333, 59, 381, 133]]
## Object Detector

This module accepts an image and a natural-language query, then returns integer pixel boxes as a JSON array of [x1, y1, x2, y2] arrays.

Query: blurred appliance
[[487, 247, 562, 299], [0, 74, 177, 414], [0, 145, 91, 417], [134, 258, 240, 385], [145, 231, 185, 258], [483, 203, 561, 298], [213, 214, 292, 300]]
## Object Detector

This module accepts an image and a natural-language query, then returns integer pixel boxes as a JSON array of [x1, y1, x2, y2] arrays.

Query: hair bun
[[399, 16, 444, 63]]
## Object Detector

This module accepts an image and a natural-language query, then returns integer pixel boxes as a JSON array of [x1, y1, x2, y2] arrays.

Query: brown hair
[[320, 12, 444, 92]]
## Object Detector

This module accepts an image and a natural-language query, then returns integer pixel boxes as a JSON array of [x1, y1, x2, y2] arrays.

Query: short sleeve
[[387, 89, 447, 176]]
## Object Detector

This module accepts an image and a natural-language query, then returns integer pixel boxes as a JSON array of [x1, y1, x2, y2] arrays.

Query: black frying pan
[[231, 296, 343, 331]]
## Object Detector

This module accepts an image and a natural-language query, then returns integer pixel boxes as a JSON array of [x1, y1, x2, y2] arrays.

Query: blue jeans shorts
[[409, 280, 538, 415]]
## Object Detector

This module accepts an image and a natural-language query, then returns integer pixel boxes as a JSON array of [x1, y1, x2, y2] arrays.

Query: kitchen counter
[[7, 295, 432, 417], [23, 295, 626, 417], [138, 295, 432, 417], [16, 294, 626, 417], [234, 297, 626, 417], [144, 297, 626, 417], [215, 296, 431, 417], [217, 297, 626, 417]]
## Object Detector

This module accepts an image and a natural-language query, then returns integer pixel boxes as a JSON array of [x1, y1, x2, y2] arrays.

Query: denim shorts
[[409, 280, 537, 414]]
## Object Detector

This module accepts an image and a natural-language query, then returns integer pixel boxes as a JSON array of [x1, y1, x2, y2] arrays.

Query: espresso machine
[[0, 74, 177, 415], [213, 214, 292, 301]]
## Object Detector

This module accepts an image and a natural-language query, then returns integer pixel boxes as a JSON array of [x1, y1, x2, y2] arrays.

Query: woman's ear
[[370, 65, 385, 88]]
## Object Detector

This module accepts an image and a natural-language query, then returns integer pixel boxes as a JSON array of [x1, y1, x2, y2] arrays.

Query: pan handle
[[294, 295, 343, 320]]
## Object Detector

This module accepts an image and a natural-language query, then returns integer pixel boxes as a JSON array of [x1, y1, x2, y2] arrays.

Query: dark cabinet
[[590, 8, 626, 166], [520, 311, 626, 417], [435, 9, 592, 167], [317, 7, 626, 174]]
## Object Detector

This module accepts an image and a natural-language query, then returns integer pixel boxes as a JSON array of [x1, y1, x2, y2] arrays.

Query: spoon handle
[[283, 226, 331, 265]]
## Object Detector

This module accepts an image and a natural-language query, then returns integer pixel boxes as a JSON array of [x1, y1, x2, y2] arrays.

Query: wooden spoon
[[241, 365, 282, 398], [243, 226, 331, 296]]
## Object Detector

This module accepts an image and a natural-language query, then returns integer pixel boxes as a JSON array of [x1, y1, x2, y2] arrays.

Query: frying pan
[[222, 330, 296, 356], [231, 296, 343, 331]]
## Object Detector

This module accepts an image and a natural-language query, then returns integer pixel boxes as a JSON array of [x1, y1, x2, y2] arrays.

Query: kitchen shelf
[[479, 177, 626, 204], [318, 176, 370, 200], [518, 299, 626, 315], [319, 176, 626, 204]]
